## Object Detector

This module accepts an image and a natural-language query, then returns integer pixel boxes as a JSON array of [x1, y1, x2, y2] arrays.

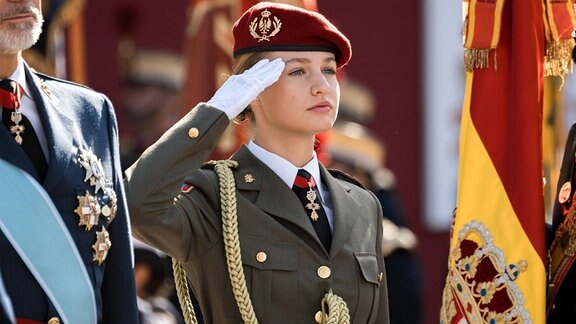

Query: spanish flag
[[440, 0, 546, 322]]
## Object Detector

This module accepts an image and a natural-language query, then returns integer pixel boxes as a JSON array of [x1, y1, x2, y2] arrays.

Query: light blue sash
[[0, 159, 96, 323]]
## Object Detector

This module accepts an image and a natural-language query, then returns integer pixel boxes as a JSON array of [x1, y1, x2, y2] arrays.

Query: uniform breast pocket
[[239, 235, 298, 321], [354, 252, 382, 320]]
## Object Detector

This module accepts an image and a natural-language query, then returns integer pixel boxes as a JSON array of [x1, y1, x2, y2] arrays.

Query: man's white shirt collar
[[10, 61, 32, 101]]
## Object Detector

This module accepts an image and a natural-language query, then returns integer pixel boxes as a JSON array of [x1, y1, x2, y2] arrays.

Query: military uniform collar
[[246, 140, 324, 195]]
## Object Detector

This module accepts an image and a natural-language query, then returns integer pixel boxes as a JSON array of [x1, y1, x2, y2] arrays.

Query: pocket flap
[[354, 252, 380, 285]]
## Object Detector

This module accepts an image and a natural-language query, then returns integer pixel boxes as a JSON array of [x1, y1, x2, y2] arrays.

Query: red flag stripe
[[470, 0, 546, 261]]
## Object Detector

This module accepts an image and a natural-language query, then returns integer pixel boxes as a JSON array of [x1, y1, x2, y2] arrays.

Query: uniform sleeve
[[100, 95, 139, 323], [372, 190, 390, 324], [124, 104, 229, 260]]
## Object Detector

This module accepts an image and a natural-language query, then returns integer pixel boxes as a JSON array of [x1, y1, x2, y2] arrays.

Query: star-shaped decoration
[[78, 148, 107, 193], [92, 227, 112, 265], [74, 191, 101, 231]]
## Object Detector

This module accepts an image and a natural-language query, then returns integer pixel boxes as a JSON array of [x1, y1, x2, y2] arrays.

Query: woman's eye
[[323, 67, 337, 75], [288, 69, 305, 76]]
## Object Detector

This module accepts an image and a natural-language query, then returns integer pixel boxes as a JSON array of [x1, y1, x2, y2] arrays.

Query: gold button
[[48, 317, 60, 324], [188, 127, 199, 138], [378, 272, 384, 282], [317, 266, 331, 279], [256, 251, 267, 263], [315, 311, 324, 323]]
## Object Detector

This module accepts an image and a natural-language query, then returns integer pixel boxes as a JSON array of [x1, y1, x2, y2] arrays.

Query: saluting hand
[[207, 58, 285, 119]]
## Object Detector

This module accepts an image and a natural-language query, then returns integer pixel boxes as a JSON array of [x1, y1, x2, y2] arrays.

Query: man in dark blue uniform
[[548, 123, 576, 322], [0, 0, 138, 322]]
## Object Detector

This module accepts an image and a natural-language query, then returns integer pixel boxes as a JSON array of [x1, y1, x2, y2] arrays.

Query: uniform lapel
[[231, 146, 322, 246], [320, 166, 361, 258], [24, 64, 75, 192]]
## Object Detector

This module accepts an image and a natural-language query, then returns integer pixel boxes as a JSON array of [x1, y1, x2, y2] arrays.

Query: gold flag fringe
[[545, 38, 575, 81], [464, 48, 492, 71]]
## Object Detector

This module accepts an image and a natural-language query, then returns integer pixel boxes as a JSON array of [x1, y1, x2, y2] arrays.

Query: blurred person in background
[[326, 81, 424, 324], [133, 241, 184, 324], [117, 50, 195, 322], [119, 49, 184, 169]]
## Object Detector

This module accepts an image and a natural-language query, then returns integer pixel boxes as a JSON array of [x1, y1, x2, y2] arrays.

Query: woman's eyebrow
[[285, 58, 311, 64], [284, 57, 336, 64]]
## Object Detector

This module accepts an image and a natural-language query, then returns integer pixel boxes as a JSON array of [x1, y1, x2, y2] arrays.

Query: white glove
[[207, 58, 285, 119]]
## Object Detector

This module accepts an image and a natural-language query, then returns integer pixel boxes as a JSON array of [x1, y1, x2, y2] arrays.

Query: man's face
[[0, 0, 43, 54]]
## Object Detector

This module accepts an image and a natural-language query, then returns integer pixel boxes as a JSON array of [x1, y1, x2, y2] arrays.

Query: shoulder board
[[200, 159, 240, 170], [32, 70, 93, 90], [201, 160, 220, 169], [327, 168, 367, 190]]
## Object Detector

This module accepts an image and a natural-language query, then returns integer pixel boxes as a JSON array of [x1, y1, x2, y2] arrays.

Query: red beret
[[232, 2, 352, 68]]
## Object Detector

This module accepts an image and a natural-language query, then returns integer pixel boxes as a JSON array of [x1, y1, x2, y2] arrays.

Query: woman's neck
[[253, 133, 316, 168]]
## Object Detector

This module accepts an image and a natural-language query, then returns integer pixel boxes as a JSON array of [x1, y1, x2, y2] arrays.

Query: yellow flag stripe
[[451, 72, 546, 322]]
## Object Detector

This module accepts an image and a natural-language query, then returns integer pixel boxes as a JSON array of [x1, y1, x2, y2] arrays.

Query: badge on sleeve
[[181, 183, 194, 193], [92, 227, 112, 265]]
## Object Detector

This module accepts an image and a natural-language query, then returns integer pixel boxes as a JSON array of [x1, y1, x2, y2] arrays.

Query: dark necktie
[[0, 79, 47, 179], [292, 169, 332, 251]]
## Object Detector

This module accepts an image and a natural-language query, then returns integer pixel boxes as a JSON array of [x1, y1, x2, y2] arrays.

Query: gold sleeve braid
[[172, 160, 350, 324]]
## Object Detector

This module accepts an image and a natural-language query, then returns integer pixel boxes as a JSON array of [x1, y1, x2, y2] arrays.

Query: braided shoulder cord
[[215, 160, 259, 324], [172, 258, 198, 324], [172, 160, 350, 324], [321, 290, 350, 324]]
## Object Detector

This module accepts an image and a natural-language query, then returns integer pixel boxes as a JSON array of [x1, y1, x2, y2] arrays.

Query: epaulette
[[201, 160, 221, 169], [181, 163, 217, 193], [327, 168, 366, 190], [184, 160, 234, 193], [32, 70, 93, 90], [200, 159, 241, 170]]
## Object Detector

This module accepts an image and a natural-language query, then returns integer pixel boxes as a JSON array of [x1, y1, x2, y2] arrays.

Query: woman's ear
[[250, 97, 262, 111]]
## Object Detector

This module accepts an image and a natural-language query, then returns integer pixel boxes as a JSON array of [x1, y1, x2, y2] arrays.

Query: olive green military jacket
[[125, 104, 389, 323]]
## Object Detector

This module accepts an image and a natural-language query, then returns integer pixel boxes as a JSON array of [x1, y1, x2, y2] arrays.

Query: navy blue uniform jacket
[[0, 63, 138, 323]]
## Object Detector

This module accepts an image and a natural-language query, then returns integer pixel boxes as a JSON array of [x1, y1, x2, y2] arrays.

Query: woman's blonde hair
[[232, 52, 268, 123]]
